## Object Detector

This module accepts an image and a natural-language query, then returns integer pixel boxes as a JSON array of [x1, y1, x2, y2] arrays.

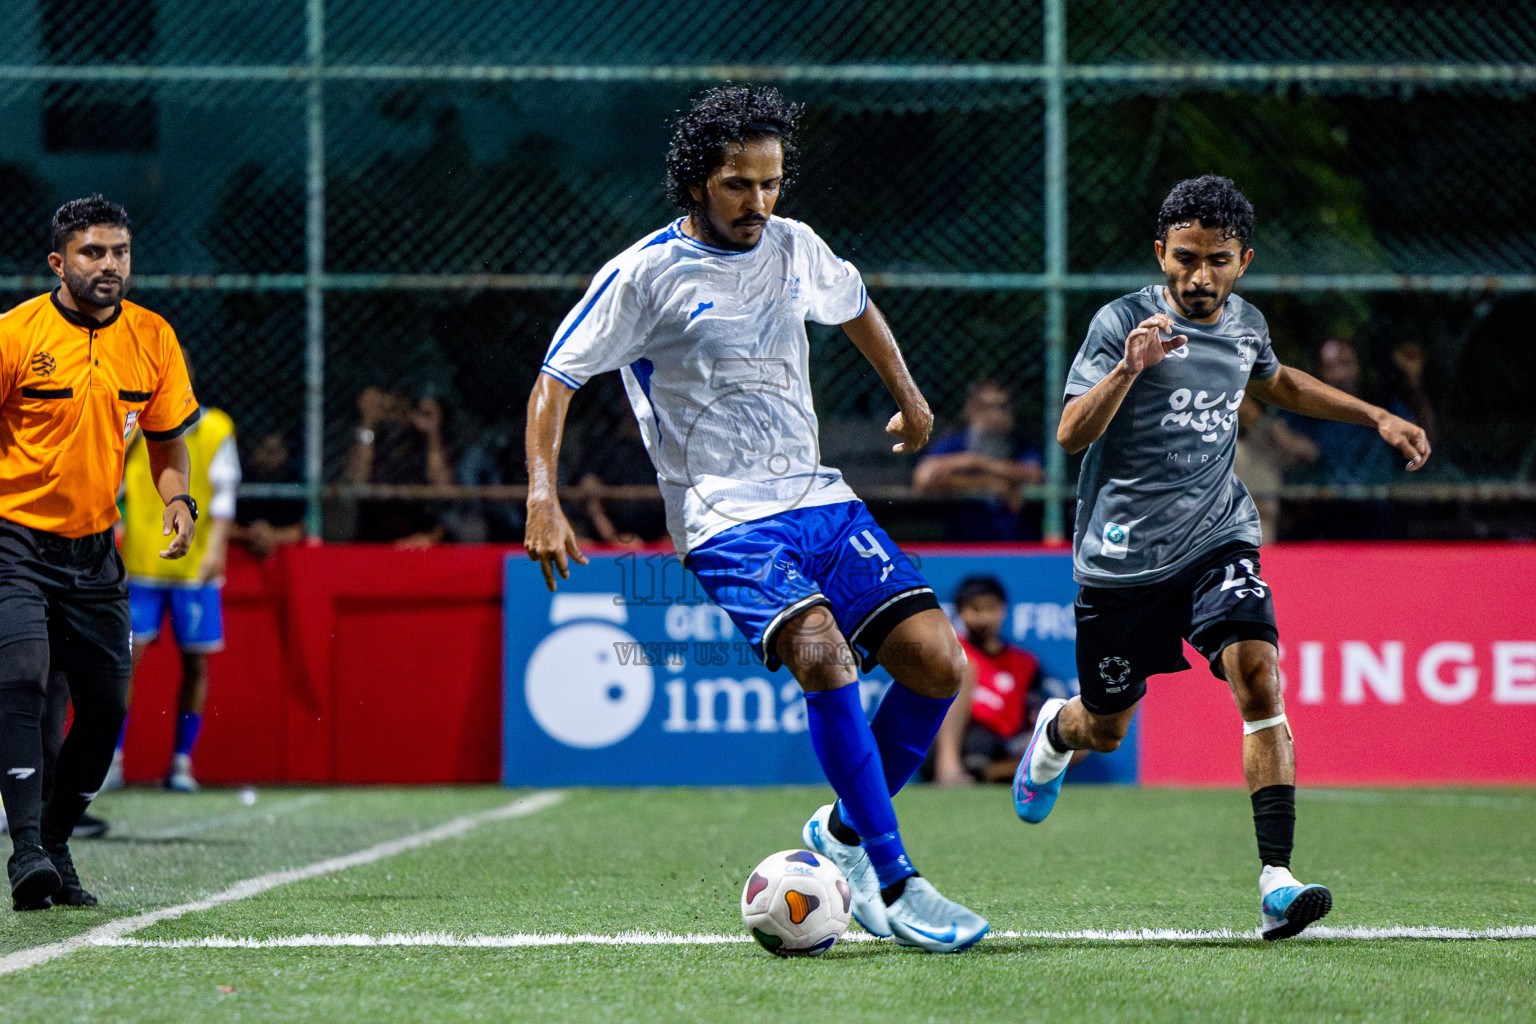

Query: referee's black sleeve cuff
[[141, 406, 202, 442]]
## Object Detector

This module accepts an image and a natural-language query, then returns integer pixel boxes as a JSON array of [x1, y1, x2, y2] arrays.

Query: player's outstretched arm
[[1247, 366, 1431, 471], [1058, 313, 1187, 454], [841, 301, 933, 453], [525, 374, 589, 591]]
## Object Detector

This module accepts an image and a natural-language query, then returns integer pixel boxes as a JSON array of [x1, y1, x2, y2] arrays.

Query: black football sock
[[880, 872, 920, 906], [0, 642, 50, 851], [827, 802, 861, 847], [1045, 716, 1071, 755], [1251, 784, 1296, 869], [40, 665, 128, 848]]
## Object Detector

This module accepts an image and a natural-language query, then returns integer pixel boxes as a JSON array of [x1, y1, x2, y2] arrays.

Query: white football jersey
[[543, 216, 867, 555]]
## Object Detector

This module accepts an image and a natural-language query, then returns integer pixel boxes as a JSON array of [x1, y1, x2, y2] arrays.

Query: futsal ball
[[740, 849, 852, 957]]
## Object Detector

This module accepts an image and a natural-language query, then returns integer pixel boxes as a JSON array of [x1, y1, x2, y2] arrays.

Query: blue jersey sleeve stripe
[[856, 284, 868, 318], [540, 365, 581, 389], [544, 267, 621, 364]]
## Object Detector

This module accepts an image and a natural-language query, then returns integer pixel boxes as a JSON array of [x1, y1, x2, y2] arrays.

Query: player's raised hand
[[886, 403, 933, 453], [524, 500, 589, 591], [1378, 413, 1432, 471], [1124, 313, 1188, 374]]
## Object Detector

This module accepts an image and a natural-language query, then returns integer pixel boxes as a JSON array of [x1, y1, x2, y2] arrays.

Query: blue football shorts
[[684, 500, 939, 671], [129, 581, 226, 653]]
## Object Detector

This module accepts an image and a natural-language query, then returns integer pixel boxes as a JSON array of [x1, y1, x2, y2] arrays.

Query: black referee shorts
[[0, 517, 132, 679], [1074, 541, 1279, 716]]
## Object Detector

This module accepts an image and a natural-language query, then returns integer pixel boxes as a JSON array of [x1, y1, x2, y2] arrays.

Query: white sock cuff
[[1243, 713, 1287, 736]]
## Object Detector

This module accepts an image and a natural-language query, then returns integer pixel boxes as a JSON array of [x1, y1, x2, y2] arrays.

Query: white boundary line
[[90, 924, 1536, 949], [0, 791, 565, 978]]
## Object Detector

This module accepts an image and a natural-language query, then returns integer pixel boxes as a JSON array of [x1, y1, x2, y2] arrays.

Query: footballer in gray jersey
[[1013, 175, 1429, 941]]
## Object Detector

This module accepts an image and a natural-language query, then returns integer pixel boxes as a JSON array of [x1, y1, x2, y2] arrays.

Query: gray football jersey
[[1064, 286, 1280, 587]]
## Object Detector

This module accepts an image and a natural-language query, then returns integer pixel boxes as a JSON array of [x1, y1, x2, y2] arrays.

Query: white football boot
[[163, 754, 199, 793], [884, 877, 989, 953], [1259, 865, 1332, 940], [802, 804, 891, 937]]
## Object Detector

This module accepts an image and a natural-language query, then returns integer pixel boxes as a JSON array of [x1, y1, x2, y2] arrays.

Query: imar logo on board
[[503, 551, 1139, 786], [523, 594, 654, 749]]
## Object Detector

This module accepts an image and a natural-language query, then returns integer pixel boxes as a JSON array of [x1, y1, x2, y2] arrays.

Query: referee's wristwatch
[[168, 494, 199, 522]]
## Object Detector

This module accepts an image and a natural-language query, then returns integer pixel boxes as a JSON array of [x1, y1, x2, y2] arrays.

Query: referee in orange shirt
[[1, 195, 199, 910]]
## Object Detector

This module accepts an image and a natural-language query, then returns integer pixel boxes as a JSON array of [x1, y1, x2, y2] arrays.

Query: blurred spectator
[[571, 416, 667, 547], [927, 576, 1054, 786], [1388, 339, 1438, 442], [1234, 397, 1317, 545], [233, 432, 307, 558], [913, 379, 1044, 541], [1282, 339, 1415, 539], [346, 386, 451, 547], [449, 425, 525, 543]]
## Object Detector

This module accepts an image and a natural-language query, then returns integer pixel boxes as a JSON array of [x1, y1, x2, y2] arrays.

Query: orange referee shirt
[[0, 290, 200, 538]]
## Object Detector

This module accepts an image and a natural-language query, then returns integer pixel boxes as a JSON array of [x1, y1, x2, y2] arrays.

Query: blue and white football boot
[[884, 877, 989, 953], [1013, 697, 1072, 824], [1259, 865, 1332, 940], [803, 804, 891, 937]]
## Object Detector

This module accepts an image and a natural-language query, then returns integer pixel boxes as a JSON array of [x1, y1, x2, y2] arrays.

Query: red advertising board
[[123, 541, 1536, 787], [1137, 544, 1536, 786]]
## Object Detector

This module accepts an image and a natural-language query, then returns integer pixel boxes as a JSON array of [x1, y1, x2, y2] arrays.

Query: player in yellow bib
[[110, 391, 240, 792]]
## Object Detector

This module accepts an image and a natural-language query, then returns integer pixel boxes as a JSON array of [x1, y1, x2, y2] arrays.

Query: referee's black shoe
[[73, 813, 110, 840], [8, 844, 61, 911], [44, 843, 97, 907]]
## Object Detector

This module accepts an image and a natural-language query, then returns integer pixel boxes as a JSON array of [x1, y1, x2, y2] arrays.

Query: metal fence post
[[1042, 0, 1068, 543], [304, 0, 327, 536]]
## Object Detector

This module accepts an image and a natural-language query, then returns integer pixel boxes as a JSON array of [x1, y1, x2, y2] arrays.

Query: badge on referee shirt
[[123, 409, 138, 441]]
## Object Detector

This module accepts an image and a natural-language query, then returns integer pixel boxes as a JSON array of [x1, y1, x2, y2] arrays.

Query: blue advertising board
[[503, 550, 1137, 786]]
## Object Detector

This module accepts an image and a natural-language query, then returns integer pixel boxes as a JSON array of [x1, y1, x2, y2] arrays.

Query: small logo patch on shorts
[[1099, 656, 1131, 690], [123, 409, 139, 440]]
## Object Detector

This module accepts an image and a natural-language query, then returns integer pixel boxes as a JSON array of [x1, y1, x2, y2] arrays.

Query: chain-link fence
[[2, 0, 1534, 542]]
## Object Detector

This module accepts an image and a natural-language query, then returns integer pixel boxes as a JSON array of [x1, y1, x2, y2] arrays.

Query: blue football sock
[[870, 682, 955, 798], [173, 711, 202, 758], [803, 683, 914, 889]]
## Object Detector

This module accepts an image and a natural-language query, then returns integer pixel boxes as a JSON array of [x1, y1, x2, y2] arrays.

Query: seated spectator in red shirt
[[928, 576, 1051, 785]]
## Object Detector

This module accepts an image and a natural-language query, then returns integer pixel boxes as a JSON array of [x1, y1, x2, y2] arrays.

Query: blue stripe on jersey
[[630, 356, 655, 398], [640, 224, 679, 250], [856, 284, 868, 318], [628, 357, 664, 439], [541, 365, 581, 389], [544, 267, 621, 364]]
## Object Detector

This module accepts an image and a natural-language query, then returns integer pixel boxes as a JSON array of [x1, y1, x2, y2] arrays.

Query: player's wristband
[[168, 494, 199, 522]]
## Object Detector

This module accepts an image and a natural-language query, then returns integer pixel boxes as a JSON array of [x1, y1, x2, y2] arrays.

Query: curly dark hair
[[665, 85, 801, 213], [51, 193, 131, 254], [1156, 175, 1255, 250]]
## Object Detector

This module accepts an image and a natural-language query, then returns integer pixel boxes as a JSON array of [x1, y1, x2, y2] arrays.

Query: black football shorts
[[1074, 541, 1278, 716], [0, 517, 132, 679]]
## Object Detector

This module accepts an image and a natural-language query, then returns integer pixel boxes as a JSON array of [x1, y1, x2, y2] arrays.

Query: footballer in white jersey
[[523, 85, 988, 952]]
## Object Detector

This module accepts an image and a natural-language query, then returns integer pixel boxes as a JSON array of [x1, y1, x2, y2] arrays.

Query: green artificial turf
[[2, 785, 1533, 1022]]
